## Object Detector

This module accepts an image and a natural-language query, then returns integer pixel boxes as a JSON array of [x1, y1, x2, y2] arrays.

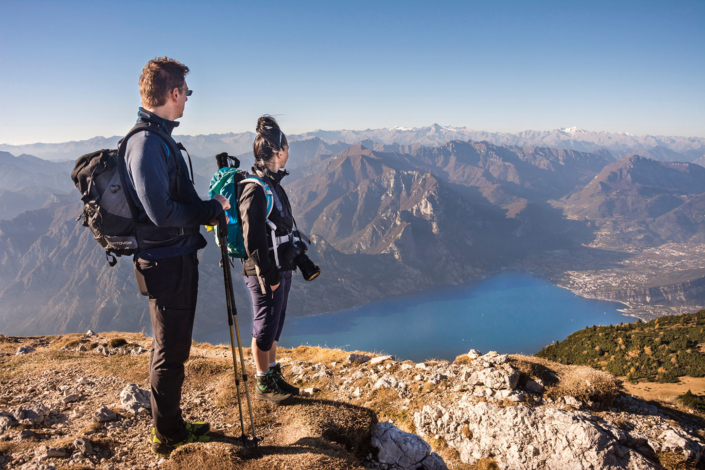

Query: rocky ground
[[0, 332, 704, 469]]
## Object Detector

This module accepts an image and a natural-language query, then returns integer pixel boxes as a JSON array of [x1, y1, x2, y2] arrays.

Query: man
[[125, 57, 230, 456]]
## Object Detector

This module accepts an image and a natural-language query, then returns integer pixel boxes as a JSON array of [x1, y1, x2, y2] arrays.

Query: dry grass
[[511, 354, 620, 405], [46, 332, 148, 350], [192, 341, 230, 351], [473, 459, 501, 470], [454, 354, 473, 366], [620, 377, 705, 405], [185, 357, 232, 379], [655, 451, 693, 470], [108, 338, 127, 348], [285, 345, 357, 365], [166, 440, 365, 470], [292, 399, 377, 459]]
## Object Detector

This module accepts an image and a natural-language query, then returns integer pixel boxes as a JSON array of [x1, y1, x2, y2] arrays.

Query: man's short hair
[[139, 57, 190, 108]]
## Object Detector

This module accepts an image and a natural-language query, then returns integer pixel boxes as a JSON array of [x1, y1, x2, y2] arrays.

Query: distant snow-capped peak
[[388, 124, 467, 132], [560, 126, 586, 134]]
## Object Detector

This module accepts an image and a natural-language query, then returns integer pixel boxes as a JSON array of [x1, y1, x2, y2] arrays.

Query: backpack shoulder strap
[[117, 124, 188, 221], [239, 176, 274, 220]]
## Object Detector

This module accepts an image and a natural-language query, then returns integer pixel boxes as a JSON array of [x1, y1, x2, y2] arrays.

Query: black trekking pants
[[134, 251, 199, 444]]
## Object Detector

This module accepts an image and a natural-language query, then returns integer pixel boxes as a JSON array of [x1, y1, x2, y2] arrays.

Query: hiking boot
[[184, 420, 210, 437], [255, 372, 293, 406], [152, 421, 210, 441], [149, 431, 210, 456], [270, 363, 300, 396]]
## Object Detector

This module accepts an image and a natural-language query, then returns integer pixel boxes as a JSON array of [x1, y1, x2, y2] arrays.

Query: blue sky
[[1, 0, 703, 144]]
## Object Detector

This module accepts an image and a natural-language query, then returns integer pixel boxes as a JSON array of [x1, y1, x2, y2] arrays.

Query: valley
[[1, 127, 705, 340]]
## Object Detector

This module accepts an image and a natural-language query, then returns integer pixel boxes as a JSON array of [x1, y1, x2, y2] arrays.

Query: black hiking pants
[[134, 251, 199, 444]]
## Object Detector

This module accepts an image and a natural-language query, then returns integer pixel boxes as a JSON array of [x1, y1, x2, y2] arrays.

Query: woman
[[239, 115, 299, 405]]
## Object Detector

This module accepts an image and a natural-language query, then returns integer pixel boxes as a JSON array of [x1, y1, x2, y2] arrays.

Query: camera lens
[[295, 254, 321, 281]]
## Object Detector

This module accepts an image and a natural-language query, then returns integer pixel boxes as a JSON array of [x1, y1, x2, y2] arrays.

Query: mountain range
[[2, 125, 703, 163], [558, 155, 705, 248], [2, 133, 705, 338]]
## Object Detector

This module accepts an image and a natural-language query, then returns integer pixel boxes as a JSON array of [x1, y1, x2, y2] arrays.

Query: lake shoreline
[[198, 271, 633, 362]]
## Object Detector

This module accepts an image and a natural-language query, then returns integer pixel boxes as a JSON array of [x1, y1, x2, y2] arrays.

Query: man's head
[[139, 57, 190, 120]]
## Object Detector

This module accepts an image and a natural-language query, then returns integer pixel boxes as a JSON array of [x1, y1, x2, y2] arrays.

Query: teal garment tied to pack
[[208, 167, 274, 259]]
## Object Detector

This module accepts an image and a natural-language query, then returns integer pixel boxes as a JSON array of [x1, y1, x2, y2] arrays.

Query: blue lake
[[200, 272, 630, 363]]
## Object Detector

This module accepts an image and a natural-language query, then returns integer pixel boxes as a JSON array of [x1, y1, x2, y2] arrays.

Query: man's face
[[175, 81, 188, 118]]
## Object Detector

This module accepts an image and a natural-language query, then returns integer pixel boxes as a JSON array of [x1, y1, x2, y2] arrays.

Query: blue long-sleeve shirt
[[124, 108, 222, 259]]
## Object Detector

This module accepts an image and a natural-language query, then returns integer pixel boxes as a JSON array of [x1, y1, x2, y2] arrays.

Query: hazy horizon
[[2, 0, 703, 145], [2, 124, 704, 148]]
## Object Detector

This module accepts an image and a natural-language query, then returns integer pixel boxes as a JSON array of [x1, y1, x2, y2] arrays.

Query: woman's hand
[[270, 282, 280, 292]]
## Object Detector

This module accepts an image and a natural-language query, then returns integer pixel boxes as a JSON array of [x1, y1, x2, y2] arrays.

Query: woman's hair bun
[[253, 115, 288, 165], [256, 115, 280, 135]]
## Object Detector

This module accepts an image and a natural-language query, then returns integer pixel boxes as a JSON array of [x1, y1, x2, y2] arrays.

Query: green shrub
[[676, 390, 705, 413], [536, 311, 705, 381]]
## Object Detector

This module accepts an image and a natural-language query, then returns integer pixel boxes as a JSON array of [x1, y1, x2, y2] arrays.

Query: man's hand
[[213, 194, 231, 210], [208, 195, 231, 225], [271, 282, 280, 292]]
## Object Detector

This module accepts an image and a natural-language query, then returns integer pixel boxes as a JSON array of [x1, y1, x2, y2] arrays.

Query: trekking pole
[[217, 212, 259, 448]]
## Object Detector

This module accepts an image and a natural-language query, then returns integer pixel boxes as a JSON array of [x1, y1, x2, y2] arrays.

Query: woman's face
[[277, 145, 289, 168]]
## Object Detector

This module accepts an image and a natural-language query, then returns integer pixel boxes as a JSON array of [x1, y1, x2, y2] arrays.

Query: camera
[[282, 234, 321, 281]]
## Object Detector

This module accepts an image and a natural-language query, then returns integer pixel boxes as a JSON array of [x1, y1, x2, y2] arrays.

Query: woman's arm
[[239, 183, 281, 287]]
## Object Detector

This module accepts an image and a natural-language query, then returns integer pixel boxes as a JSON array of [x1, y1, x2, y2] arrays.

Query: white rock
[[563, 396, 582, 409], [347, 353, 371, 364], [353, 387, 363, 398], [35, 445, 67, 458], [86, 330, 95, 336], [62, 394, 80, 404], [467, 349, 482, 359], [119, 384, 151, 415], [401, 364, 414, 371], [469, 367, 520, 390], [658, 429, 703, 462], [73, 437, 93, 455], [312, 370, 333, 380], [374, 375, 410, 398], [14, 403, 50, 425], [370, 355, 395, 365], [415, 403, 658, 469], [525, 379, 545, 394], [15, 346, 35, 356], [415, 363, 429, 370], [0, 414, 17, 432], [428, 373, 446, 385], [93, 407, 116, 422], [371, 422, 447, 470], [479, 351, 509, 365], [352, 371, 365, 380]]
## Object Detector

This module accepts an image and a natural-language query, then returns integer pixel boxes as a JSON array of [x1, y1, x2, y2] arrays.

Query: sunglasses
[[178, 87, 193, 97]]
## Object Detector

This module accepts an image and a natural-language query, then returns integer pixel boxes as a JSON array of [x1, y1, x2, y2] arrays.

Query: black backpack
[[71, 124, 191, 266]]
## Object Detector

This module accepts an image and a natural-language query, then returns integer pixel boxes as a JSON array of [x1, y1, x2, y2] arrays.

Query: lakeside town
[[514, 243, 705, 321]]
